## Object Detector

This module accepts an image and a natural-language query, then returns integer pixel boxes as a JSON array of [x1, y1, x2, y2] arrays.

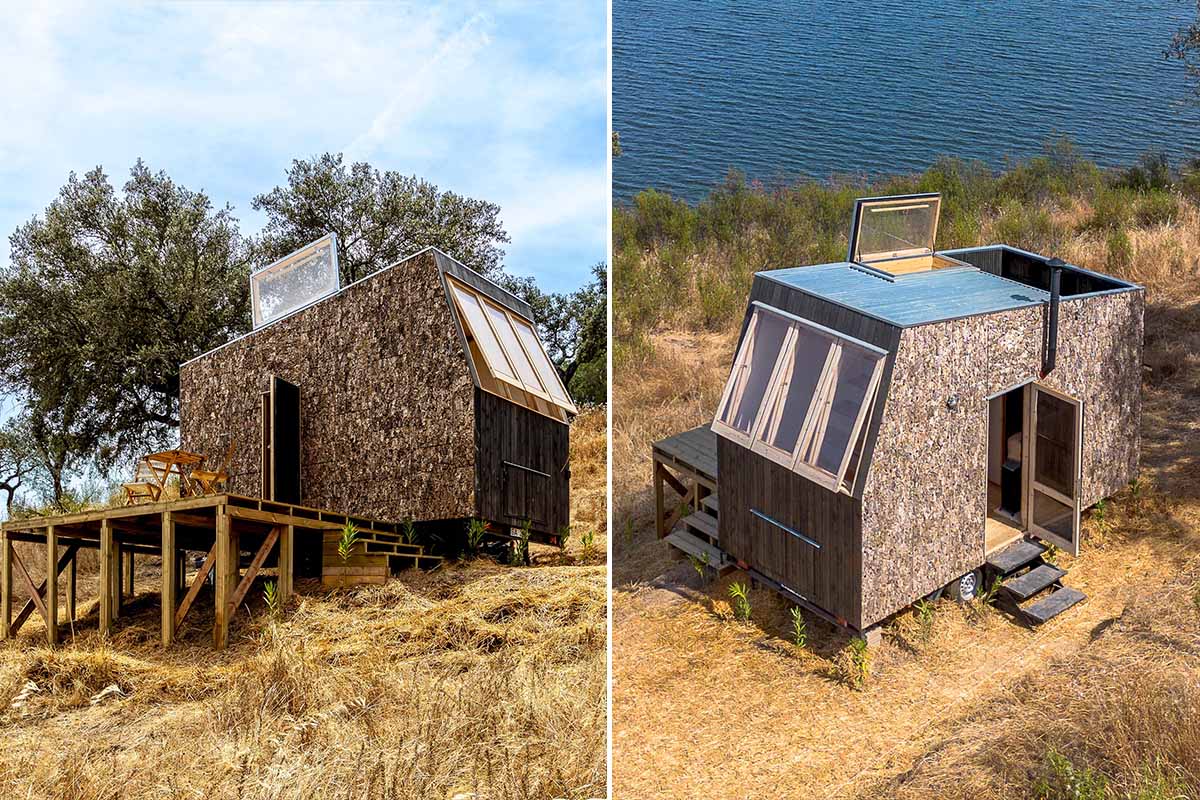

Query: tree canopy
[[0, 161, 251, 498], [252, 153, 511, 284]]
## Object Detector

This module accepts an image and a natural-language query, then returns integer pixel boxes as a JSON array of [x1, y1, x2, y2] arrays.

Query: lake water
[[614, 0, 1200, 203]]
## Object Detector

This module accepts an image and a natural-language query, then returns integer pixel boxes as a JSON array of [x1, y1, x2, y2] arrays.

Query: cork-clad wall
[[179, 249, 477, 522], [858, 288, 1144, 626]]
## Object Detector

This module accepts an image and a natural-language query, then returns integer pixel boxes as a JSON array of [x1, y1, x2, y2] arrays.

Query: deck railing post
[[214, 505, 231, 650], [45, 525, 58, 645], [99, 520, 113, 638], [654, 460, 665, 539], [113, 543, 123, 621], [1, 527, 11, 640], [124, 549, 134, 598], [161, 511, 176, 647]]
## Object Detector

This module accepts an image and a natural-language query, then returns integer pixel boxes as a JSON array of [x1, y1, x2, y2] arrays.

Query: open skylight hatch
[[848, 193, 967, 275], [251, 233, 340, 328]]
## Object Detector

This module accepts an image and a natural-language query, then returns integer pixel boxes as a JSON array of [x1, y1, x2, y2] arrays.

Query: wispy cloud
[[0, 1, 606, 292]]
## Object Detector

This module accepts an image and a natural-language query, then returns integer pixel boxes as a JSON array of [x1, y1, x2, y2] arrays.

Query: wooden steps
[[986, 538, 1046, 574], [1001, 564, 1066, 601], [701, 495, 719, 515], [1021, 587, 1086, 624], [681, 510, 718, 540], [987, 536, 1086, 626], [664, 529, 732, 573]]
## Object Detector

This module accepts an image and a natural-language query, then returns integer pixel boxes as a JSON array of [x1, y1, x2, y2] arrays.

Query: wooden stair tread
[[1001, 564, 1066, 601], [701, 495, 719, 515], [665, 529, 728, 569], [986, 538, 1047, 574], [1022, 587, 1086, 624], [681, 510, 718, 539]]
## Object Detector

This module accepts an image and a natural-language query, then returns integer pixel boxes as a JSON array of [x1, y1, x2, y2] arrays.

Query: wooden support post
[[161, 511, 176, 647], [279, 524, 293, 603], [229, 527, 280, 612], [214, 506, 231, 650], [654, 460, 666, 539], [10, 546, 77, 637], [67, 550, 77, 622], [113, 543, 123, 620], [99, 520, 113, 638], [45, 525, 57, 645], [124, 549, 134, 598], [1, 528, 10, 640], [175, 544, 216, 629]]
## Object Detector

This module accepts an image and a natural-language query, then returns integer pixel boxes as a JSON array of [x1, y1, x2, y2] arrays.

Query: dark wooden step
[[681, 510, 718, 540], [701, 495, 719, 515], [1022, 587, 1086, 625], [664, 529, 731, 572], [387, 553, 443, 570], [986, 538, 1047, 575], [363, 539, 424, 555], [1001, 564, 1066, 601]]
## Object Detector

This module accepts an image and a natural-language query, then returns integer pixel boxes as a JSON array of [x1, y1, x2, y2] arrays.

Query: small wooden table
[[143, 449, 206, 497]]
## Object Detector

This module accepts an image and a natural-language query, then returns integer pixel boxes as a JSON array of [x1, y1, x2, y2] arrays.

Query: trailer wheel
[[945, 569, 982, 603]]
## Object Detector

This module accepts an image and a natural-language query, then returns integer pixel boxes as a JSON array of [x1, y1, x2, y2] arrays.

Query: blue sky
[[0, 2, 608, 294]]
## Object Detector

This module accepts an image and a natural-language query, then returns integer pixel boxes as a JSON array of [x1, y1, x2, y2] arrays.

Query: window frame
[[847, 193, 942, 265], [713, 302, 887, 493], [446, 275, 576, 417]]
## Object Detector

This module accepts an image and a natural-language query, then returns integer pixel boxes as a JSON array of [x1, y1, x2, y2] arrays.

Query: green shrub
[[466, 518, 487, 555], [1106, 227, 1134, 275], [1082, 186, 1134, 233], [993, 200, 1065, 254], [1113, 151, 1173, 192], [834, 638, 871, 691], [337, 520, 360, 563], [1033, 751, 1109, 800], [789, 606, 807, 650], [1135, 190, 1179, 227]]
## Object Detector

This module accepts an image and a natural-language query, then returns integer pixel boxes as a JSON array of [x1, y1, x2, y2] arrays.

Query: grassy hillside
[[0, 407, 608, 800], [611, 146, 1200, 799]]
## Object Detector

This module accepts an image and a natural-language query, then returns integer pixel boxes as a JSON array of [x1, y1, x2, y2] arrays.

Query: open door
[[1027, 384, 1082, 555], [265, 376, 301, 505]]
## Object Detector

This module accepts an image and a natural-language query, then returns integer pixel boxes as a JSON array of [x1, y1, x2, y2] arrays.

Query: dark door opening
[[986, 384, 1026, 553]]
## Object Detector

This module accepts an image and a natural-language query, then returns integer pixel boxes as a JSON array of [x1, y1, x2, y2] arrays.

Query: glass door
[[1027, 384, 1083, 555]]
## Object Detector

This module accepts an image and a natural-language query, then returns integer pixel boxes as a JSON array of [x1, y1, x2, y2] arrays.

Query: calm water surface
[[614, 1, 1200, 202]]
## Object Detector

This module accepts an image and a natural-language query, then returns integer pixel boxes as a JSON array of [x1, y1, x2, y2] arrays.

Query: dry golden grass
[[0, 407, 608, 800], [612, 200, 1200, 799]]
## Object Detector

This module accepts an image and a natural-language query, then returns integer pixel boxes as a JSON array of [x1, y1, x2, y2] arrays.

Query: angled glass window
[[850, 194, 940, 263], [512, 316, 575, 409], [713, 303, 887, 492], [717, 308, 791, 436], [251, 233, 340, 328], [447, 276, 575, 420], [450, 283, 519, 384]]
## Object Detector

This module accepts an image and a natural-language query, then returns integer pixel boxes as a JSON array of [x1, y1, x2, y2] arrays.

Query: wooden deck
[[0, 494, 438, 649], [651, 425, 718, 539]]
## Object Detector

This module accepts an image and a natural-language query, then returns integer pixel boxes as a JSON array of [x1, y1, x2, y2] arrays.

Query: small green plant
[[622, 517, 634, 548], [337, 520, 360, 562], [557, 524, 571, 553], [728, 581, 751, 623], [1033, 751, 1109, 800], [1130, 476, 1142, 498], [510, 520, 532, 566], [790, 606, 807, 650], [687, 551, 710, 584], [400, 518, 417, 546], [914, 599, 935, 642], [466, 518, 487, 555], [1042, 544, 1060, 566], [979, 575, 1003, 606], [1192, 582, 1200, 613], [842, 638, 871, 691], [263, 580, 280, 617], [579, 529, 597, 562], [1093, 498, 1106, 521]]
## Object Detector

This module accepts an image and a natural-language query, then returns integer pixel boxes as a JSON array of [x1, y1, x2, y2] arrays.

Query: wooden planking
[[652, 425, 719, 484], [161, 512, 176, 646], [213, 507, 231, 650], [474, 387, 569, 536], [718, 436, 863, 628]]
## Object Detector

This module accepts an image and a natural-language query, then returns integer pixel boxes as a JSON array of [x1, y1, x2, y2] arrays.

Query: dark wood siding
[[718, 437, 863, 629], [474, 387, 570, 536]]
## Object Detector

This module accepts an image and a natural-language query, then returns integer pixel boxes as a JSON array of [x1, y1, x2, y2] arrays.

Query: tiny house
[[180, 238, 576, 573], [657, 194, 1142, 637]]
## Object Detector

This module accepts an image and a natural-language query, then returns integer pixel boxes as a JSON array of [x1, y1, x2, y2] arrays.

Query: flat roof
[[762, 262, 1053, 327]]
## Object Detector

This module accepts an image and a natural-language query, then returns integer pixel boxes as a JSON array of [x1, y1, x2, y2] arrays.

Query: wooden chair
[[122, 459, 163, 506], [191, 438, 236, 495]]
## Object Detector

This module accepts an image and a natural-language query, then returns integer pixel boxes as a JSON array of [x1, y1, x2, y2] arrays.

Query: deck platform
[[0, 494, 439, 649], [651, 425, 718, 540]]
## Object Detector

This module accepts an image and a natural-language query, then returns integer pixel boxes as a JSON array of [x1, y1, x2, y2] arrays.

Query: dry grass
[[612, 199, 1200, 799], [0, 407, 608, 800]]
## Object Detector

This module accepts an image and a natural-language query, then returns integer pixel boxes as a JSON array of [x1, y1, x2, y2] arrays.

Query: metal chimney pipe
[[1043, 257, 1064, 375]]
